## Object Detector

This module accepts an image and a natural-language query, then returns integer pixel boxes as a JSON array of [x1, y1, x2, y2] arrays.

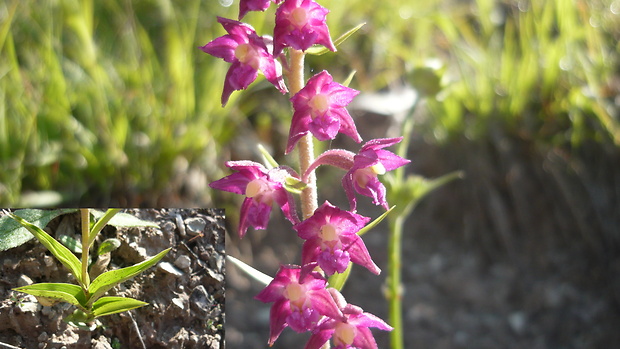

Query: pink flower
[[287, 71, 361, 154], [305, 289, 392, 349], [294, 201, 379, 275], [273, 0, 336, 55], [199, 17, 287, 106], [209, 160, 299, 237], [239, 0, 283, 19], [255, 265, 344, 345], [343, 138, 410, 211]]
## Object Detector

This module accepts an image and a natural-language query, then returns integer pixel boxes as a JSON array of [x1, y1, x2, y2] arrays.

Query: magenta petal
[[199, 36, 239, 62], [304, 327, 334, 349], [301, 238, 322, 266], [307, 288, 344, 321], [267, 299, 291, 345], [343, 236, 380, 275], [239, 0, 273, 19]]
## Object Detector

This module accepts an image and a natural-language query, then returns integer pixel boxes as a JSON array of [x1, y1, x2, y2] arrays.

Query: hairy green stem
[[289, 49, 318, 219], [80, 209, 90, 292]]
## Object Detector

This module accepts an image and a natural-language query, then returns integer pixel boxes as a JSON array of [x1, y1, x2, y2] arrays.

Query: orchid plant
[[202, 0, 411, 347], [3, 209, 170, 330]]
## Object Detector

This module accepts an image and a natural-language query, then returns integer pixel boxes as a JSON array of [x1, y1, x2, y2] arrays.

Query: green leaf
[[8, 213, 84, 285], [227, 255, 273, 286], [87, 248, 171, 306], [90, 209, 159, 229], [59, 234, 82, 254], [88, 209, 121, 248], [97, 238, 121, 255], [0, 209, 77, 251], [306, 22, 366, 56], [357, 206, 395, 237], [91, 296, 147, 317], [13, 283, 87, 309]]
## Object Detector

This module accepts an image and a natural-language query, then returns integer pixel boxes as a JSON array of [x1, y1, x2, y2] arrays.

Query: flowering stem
[[387, 215, 404, 349], [289, 49, 318, 219], [80, 208, 91, 293]]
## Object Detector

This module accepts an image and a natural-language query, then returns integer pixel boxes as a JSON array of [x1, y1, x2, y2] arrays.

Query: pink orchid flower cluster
[[201, 0, 410, 347]]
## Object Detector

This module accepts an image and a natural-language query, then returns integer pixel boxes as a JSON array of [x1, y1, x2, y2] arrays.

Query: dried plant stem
[[289, 49, 318, 219]]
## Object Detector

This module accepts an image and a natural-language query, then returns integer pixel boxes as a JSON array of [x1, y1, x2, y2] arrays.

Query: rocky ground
[[0, 208, 225, 349]]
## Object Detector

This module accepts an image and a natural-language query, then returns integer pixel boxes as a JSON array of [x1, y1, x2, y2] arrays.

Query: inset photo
[[0, 208, 225, 349]]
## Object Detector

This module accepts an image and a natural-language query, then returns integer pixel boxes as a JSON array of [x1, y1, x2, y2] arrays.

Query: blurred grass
[[0, 0, 618, 206], [0, 0, 239, 205]]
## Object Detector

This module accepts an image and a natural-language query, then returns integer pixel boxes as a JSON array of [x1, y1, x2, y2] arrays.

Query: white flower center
[[245, 178, 265, 198], [334, 322, 356, 346], [319, 223, 338, 242], [291, 7, 309, 28], [309, 94, 330, 114], [234, 43, 259, 69]]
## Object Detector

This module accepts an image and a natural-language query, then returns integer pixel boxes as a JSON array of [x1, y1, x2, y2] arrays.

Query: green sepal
[[91, 296, 147, 317], [0, 209, 77, 251], [258, 144, 279, 169], [86, 248, 171, 306], [327, 264, 352, 291], [306, 22, 366, 56], [283, 175, 308, 195], [8, 213, 84, 285], [13, 283, 87, 310]]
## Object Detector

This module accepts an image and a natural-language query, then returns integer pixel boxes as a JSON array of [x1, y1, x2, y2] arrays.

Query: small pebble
[[17, 275, 34, 287], [38, 332, 48, 342], [157, 262, 183, 277], [174, 255, 192, 271], [171, 297, 185, 310], [184, 217, 206, 235]]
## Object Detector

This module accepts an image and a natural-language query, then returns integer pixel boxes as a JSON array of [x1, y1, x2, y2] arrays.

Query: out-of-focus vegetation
[[0, 0, 618, 206]]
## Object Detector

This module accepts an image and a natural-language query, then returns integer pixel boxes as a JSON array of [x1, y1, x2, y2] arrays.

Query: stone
[[174, 255, 192, 271]]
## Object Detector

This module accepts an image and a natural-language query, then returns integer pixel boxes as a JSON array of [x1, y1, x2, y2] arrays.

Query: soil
[[0, 209, 225, 349], [226, 110, 620, 348]]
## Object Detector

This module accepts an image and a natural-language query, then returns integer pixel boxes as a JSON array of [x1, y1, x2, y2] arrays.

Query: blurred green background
[[0, 0, 617, 207]]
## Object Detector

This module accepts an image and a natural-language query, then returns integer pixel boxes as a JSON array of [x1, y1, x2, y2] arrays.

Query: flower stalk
[[288, 49, 318, 219], [80, 208, 91, 293]]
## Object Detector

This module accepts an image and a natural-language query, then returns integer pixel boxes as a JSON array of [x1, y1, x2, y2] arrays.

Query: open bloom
[[273, 0, 336, 55], [209, 160, 298, 237], [239, 0, 283, 19], [294, 201, 379, 275], [342, 137, 410, 211], [199, 17, 287, 105], [255, 265, 344, 345], [305, 289, 392, 349], [287, 71, 361, 154]]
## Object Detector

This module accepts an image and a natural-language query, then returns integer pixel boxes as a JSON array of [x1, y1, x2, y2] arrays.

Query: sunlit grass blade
[[87, 248, 171, 306], [91, 296, 148, 318], [227, 255, 273, 286], [13, 283, 87, 309], [8, 213, 84, 286]]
